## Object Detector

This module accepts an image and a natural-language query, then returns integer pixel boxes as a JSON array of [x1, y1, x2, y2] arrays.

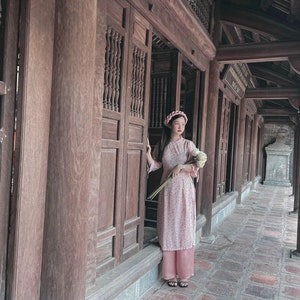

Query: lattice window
[[149, 76, 170, 127], [130, 46, 146, 118], [187, 0, 212, 31], [103, 26, 123, 112]]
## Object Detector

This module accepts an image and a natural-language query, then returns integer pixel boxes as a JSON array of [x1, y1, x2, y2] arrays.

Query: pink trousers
[[162, 247, 194, 280]]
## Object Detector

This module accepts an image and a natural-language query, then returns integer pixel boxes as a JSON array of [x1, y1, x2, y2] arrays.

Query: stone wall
[[263, 124, 294, 185]]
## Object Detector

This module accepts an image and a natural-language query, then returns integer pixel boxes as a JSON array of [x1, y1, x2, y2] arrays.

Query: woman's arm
[[146, 139, 154, 166], [146, 139, 162, 173]]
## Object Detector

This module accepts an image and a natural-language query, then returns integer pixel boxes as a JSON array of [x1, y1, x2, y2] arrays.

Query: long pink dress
[[148, 137, 199, 251]]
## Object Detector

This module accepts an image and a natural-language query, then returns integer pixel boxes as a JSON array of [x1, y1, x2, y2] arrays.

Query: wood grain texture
[[128, 0, 214, 71], [6, 0, 55, 299], [0, 0, 19, 297], [41, 1, 97, 299]]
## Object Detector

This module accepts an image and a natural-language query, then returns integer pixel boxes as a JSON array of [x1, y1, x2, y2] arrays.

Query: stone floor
[[139, 184, 300, 300]]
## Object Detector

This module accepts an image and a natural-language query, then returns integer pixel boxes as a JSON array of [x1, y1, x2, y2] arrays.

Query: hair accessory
[[163, 110, 188, 126]]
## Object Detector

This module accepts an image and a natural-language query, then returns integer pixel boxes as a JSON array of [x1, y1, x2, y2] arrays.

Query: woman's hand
[[170, 164, 183, 178], [146, 138, 151, 155], [146, 138, 154, 166]]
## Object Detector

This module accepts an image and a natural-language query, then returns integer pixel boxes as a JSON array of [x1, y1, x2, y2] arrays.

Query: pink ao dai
[[148, 137, 199, 251]]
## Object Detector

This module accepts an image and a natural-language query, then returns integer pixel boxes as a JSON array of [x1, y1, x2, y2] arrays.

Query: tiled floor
[[140, 184, 300, 300]]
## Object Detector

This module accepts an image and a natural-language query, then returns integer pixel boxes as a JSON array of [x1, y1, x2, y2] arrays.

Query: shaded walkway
[[140, 184, 300, 300]]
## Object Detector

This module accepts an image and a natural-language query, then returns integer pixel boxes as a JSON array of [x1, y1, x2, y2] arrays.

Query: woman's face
[[170, 116, 186, 136]]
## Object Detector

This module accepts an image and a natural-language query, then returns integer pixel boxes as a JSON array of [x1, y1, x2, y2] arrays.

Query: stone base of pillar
[[290, 249, 300, 260], [200, 235, 216, 244], [289, 209, 298, 215], [263, 180, 291, 187]]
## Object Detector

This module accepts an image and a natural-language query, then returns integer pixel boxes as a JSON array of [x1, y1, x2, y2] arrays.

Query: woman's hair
[[157, 114, 185, 161]]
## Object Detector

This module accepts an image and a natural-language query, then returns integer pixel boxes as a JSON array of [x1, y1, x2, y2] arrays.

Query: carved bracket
[[289, 56, 300, 75]]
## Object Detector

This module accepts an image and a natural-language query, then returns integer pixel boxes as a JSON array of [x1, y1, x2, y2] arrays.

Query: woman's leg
[[162, 250, 177, 281], [176, 247, 194, 286]]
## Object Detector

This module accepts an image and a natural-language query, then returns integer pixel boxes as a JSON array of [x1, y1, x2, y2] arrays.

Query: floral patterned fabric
[[148, 137, 199, 251]]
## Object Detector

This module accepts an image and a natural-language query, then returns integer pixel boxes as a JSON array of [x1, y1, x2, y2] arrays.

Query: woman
[[146, 110, 200, 288]]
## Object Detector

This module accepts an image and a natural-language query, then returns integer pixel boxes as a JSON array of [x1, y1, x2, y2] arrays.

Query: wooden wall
[[2, 0, 267, 298]]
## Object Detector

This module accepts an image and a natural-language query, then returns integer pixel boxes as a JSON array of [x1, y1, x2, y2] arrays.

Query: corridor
[[140, 184, 300, 300]]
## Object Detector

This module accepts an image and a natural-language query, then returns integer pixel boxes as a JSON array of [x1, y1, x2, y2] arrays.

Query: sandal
[[167, 279, 177, 287], [178, 280, 189, 288]]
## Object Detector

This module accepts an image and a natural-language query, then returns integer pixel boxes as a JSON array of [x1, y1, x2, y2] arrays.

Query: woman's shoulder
[[182, 138, 196, 149], [182, 138, 195, 145]]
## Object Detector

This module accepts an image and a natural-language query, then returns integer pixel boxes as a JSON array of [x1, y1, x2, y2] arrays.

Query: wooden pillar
[[196, 70, 209, 215], [235, 99, 247, 204], [293, 122, 299, 211], [6, 1, 55, 299], [202, 58, 220, 236], [291, 113, 300, 258], [259, 122, 265, 181], [201, 1, 221, 237], [171, 51, 183, 110], [0, 0, 19, 297], [41, 1, 96, 299], [250, 114, 258, 182]]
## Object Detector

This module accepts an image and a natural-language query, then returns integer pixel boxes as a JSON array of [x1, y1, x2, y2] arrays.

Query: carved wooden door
[[243, 115, 253, 182], [216, 93, 230, 197], [88, 0, 152, 281], [0, 0, 19, 297]]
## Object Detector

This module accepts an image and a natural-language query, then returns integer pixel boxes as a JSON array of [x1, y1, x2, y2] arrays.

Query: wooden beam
[[289, 56, 300, 75], [217, 41, 300, 63], [222, 24, 240, 44], [291, 0, 300, 20], [257, 108, 297, 116], [127, 0, 215, 71], [245, 87, 300, 99], [264, 118, 296, 125], [0, 81, 6, 95], [250, 65, 298, 87], [289, 98, 300, 110], [219, 2, 299, 39], [260, 0, 274, 11]]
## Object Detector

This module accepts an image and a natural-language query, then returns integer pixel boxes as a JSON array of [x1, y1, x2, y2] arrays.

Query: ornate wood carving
[[103, 26, 123, 111], [130, 46, 146, 118], [289, 56, 300, 75], [149, 76, 170, 127], [216, 95, 230, 197], [187, 0, 212, 31], [220, 2, 299, 39]]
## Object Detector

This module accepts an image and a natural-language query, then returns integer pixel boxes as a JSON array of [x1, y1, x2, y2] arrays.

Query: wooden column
[[235, 99, 247, 204], [250, 114, 259, 182], [0, 0, 19, 297], [293, 122, 299, 212], [196, 70, 209, 215], [201, 1, 221, 237], [291, 113, 300, 258], [202, 58, 220, 236], [171, 51, 183, 110], [259, 122, 265, 180], [41, 1, 96, 299], [6, 1, 55, 299]]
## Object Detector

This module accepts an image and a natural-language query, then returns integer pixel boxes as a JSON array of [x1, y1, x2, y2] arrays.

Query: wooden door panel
[[88, 0, 152, 284], [98, 148, 117, 231], [125, 150, 140, 219], [94, 0, 130, 275], [95, 236, 114, 276], [123, 8, 152, 255], [217, 95, 230, 197]]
